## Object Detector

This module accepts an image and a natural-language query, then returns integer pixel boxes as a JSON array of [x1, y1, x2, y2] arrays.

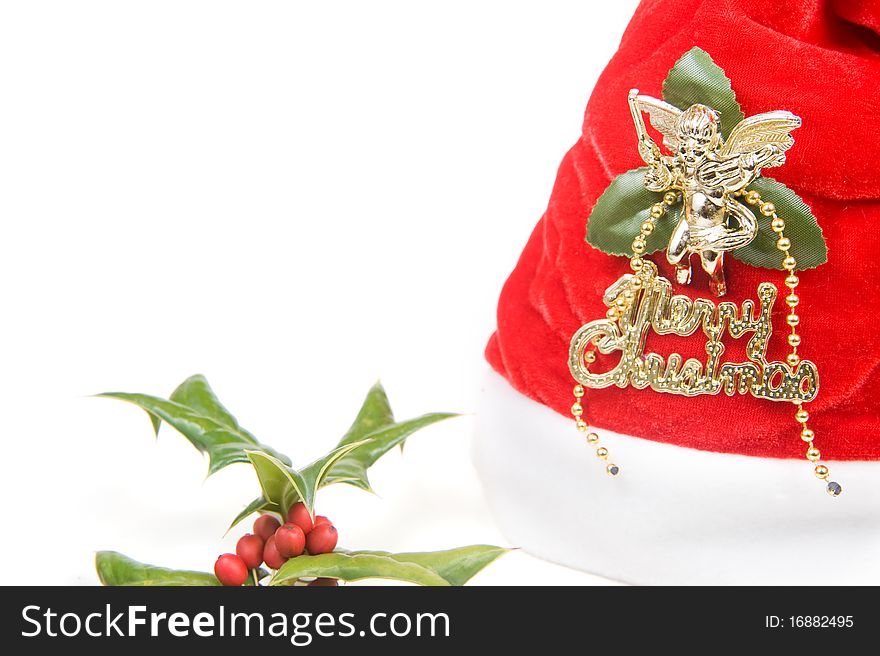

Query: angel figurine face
[[676, 104, 720, 167], [628, 89, 800, 296]]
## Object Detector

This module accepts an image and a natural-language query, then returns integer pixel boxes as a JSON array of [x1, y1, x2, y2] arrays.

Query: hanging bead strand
[[744, 189, 841, 496], [571, 349, 619, 477]]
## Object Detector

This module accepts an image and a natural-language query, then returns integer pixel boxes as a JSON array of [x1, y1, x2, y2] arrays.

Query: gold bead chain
[[628, 190, 679, 279], [569, 191, 679, 476], [571, 350, 620, 477], [743, 189, 841, 496], [572, 189, 841, 495]]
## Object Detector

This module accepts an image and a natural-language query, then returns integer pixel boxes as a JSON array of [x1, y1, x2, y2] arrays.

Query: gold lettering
[[568, 264, 818, 403]]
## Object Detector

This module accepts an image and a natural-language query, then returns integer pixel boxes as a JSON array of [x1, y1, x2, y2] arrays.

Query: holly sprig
[[586, 47, 827, 270], [95, 376, 506, 586]]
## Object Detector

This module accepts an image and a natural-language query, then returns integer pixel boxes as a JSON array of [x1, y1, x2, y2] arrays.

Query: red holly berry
[[308, 577, 339, 587], [287, 502, 314, 535], [236, 533, 264, 569], [253, 515, 281, 542], [262, 535, 288, 570], [214, 554, 248, 586], [313, 515, 332, 529], [274, 523, 306, 558], [306, 522, 338, 555]]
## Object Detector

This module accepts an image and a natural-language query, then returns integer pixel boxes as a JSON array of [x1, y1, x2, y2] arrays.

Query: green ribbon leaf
[[99, 375, 290, 476], [586, 167, 680, 256], [732, 178, 827, 270], [587, 49, 826, 269], [96, 551, 220, 586], [585, 171, 826, 269], [662, 47, 743, 139], [270, 546, 508, 587]]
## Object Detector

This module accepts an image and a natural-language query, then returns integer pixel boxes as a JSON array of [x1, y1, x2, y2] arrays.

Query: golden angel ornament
[[628, 89, 801, 296], [567, 47, 838, 496]]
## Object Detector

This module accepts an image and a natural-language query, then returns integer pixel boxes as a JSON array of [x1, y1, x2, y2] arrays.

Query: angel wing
[[633, 94, 682, 151], [718, 111, 801, 157], [696, 156, 749, 190]]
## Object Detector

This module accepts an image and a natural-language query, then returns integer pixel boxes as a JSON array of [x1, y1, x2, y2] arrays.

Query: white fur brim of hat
[[473, 369, 880, 585]]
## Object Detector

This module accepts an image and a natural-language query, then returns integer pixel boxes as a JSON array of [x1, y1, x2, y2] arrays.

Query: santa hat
[[474, 0, 880, 585]]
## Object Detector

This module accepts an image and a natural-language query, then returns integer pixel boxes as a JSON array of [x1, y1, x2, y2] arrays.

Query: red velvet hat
[[486, 0, 880, 461]]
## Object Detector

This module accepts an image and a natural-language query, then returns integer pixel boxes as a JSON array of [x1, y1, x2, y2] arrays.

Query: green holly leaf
[[96, 552, 268, 586], [246, 440, 368, 520], [586, 167, 680, 256], [228, 496, 279, 532], [319, 382, 458, 493], [375, 547, 509, 587], [319, 413, 455, 492], [99, 375, 291, 476], [662, 47, 743, 139], [168, 375, 256, 442], [96, 551, 220, 586], [338, 381, 396, 442], [242, 453, 307, 524], [270, 546, 508, 586], [732, 177, 827, 269], [227, 383, 458, 531]]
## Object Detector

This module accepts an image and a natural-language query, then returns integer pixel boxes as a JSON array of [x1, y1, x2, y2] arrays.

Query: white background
[[0, 1, 639, 585]]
